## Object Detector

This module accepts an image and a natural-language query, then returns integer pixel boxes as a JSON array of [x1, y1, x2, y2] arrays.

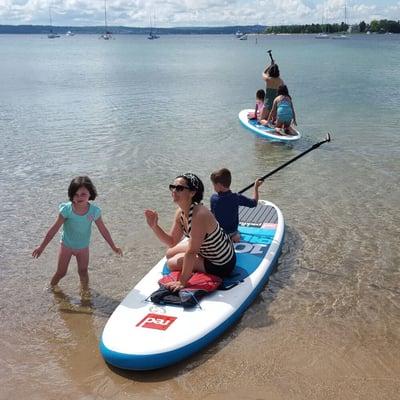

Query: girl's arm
[[32, 214, 65, 258], [144, 209, 183, 248], [268, 98, 278, 123], [291, 100, 297, 125], [95, 217, 123, 256]]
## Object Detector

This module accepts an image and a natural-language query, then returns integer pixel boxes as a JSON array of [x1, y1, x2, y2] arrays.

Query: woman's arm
[[178, 207, 209, 286], [262, 64, 272, 81], [95, 217, 123, 255], [32, 214, 65, 258], [144, 209, 183, 248]]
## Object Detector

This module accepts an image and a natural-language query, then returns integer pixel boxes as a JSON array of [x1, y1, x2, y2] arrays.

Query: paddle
[[267, 49, 275, 64], [238, 133, 332, 194]]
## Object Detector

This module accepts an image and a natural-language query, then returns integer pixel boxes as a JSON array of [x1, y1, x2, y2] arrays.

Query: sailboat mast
[[49, 5, 52, 28], [104, 0, 108, 31]]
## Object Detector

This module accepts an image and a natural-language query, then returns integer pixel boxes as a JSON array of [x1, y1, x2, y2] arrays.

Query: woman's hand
[[164, 280, 185, 292], [144, 209, 158, 229]]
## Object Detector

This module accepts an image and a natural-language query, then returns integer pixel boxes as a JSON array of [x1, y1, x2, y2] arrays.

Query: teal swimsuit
[[59, 202, 101, 249], [277, 99, 293, 123]]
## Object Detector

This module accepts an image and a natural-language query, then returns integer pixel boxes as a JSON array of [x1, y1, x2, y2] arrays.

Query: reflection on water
[[0, 34, 399, 399]]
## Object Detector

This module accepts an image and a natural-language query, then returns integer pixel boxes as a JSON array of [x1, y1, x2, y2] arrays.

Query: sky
[[0, 0, 399, 27]]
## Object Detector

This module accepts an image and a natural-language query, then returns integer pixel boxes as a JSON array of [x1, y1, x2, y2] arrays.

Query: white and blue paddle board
[[100, 200, 285, 370], [239, 109, 301, 142]]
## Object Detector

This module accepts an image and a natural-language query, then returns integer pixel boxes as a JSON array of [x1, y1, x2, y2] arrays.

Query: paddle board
[[100, 200, 285, 370], [239, 109, 301, 142]]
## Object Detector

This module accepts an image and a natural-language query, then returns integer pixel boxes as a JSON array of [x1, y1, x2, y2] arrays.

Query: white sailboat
[[147, 13, 160, 39], [100, 0, 112, 40], [47, 3, 60, 38], [332, 1, 350, 39], [315, 3, 330, 39]]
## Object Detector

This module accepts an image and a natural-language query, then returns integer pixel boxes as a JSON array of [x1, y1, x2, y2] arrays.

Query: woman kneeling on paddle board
[[144, 173, 236, 292]]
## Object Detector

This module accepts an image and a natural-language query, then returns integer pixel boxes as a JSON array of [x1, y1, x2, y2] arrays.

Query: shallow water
[[0, 33, 399, 399]]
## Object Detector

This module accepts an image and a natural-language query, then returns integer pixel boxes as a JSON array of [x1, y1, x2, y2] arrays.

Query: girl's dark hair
[[256, 89, 265, 101], [269, 64, 280, 78], [176, 173, 204, 204], [68, 176, 97, 201], [277, 84, 291, 99]]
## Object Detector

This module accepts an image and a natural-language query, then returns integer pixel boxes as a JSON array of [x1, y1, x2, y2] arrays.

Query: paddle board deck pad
[[100, 200, 285, 370], [239, 109, 301, 142]]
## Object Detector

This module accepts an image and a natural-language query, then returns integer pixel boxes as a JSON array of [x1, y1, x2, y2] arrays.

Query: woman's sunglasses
[[169, 184, 190, 192]]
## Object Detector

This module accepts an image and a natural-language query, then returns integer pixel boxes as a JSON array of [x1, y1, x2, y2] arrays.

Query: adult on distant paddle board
[[144, 173, 236, 292], [260, 50, 284, 121]]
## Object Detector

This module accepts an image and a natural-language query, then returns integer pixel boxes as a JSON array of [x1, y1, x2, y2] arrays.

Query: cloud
[[0, 0, 399, 26]]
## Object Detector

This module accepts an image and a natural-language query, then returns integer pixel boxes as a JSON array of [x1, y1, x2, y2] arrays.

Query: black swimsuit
[[180, 203, 236, 277]]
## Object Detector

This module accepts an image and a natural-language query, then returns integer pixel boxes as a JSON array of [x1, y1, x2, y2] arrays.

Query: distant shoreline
[[0, 25, 266, 35], [1, 21, 398, 35]]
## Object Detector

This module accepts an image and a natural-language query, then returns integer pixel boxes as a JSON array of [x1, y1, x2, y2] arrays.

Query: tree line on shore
[[266, 19, 400, 34], [1, 19, 399, 35], [0, 25, 265, 35]]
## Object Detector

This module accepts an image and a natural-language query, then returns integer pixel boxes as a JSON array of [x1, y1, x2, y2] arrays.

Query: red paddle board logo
[[136, 313, 177, 330]]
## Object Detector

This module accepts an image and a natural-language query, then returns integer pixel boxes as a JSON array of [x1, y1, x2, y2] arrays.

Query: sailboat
[[47, 3, 60, 38], [332, 1, 350, 39], [147, 13, 160, 39], [100, 0, 112, 40], [315, 3, 329, 39]]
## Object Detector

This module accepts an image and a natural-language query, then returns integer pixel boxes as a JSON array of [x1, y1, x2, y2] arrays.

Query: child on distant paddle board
[[266, 84, 297, 135], [247, 89, 265, 121], [210, 168, 263, 243], [32, 176, 122, 291]]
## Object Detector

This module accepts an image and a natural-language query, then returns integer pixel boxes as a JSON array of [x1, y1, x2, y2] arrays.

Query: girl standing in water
[[32, 176, 122, 291]]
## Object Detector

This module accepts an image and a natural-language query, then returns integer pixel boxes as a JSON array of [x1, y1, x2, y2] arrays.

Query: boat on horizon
[[331, 1, 351, 39], [47, 3, 60, 38], [100, 0, 112, 40], [147, 12, 160, 39], [315, 32, 330, 39]]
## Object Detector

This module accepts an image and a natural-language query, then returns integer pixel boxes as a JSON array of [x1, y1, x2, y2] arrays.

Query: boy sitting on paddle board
[[210, 168, 263, 243]]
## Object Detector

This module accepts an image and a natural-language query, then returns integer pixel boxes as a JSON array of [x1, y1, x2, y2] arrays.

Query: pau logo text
[[136, 313, 177, 330]]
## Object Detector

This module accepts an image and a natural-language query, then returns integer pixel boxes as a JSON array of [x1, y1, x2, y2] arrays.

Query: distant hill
[[0, 25, 267, 35]]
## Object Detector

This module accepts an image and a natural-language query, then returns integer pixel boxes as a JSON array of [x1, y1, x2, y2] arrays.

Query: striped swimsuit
[[180, 203, 236, 276]]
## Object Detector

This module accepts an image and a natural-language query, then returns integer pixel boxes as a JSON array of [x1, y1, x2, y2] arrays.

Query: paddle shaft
[[267, 50, 274, 64], [238, 134, 331, 194]]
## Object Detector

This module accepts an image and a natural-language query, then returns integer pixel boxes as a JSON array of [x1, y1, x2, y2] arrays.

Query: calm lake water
[[0, 33, 399, 400]]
